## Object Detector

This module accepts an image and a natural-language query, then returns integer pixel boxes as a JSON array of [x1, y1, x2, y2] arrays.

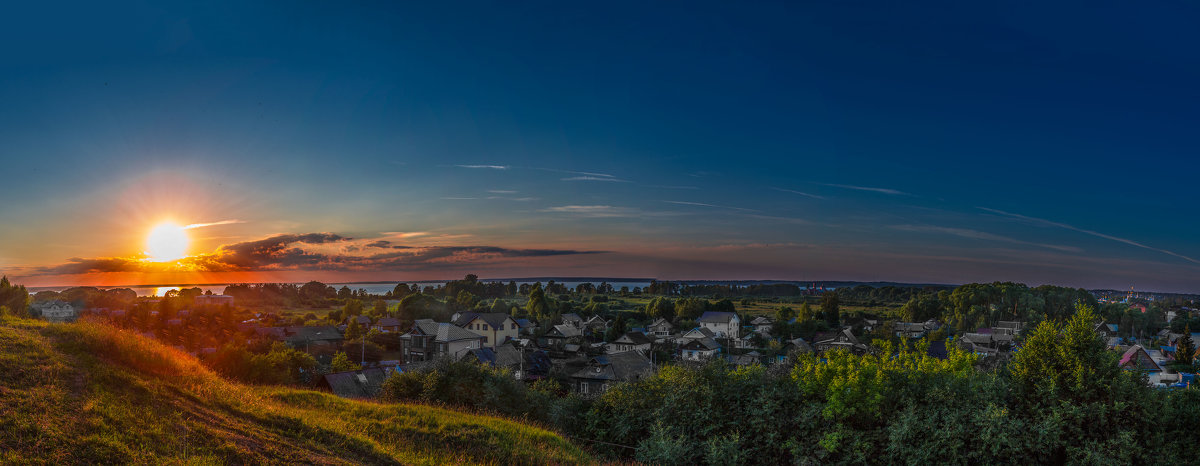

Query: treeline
[[897, 282, 1112, 332], [376, 305, 1200, 464]]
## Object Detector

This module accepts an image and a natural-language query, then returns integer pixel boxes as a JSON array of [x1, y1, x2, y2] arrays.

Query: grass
[[0, 316, 593, 465]]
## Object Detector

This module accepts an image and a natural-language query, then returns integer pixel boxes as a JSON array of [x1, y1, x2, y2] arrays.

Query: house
[[680, 336, 722, 361], [582, 316, 609, 335], [734, 330, 768, 349], [317, 367, 392, 398], [194, 294, 235, 307], [398, 319, 486, 363], [814, 328, 869, 355], [1119, 345, 1162, 373], [698, 311, 741, 339], [995, 321, 1024, 333], [727, 352, 759, 366], [561, 313, 584, 329], [1094, 322, 1118, 339], [515, 318, 538, 336], [960, 332, 997, 357], [373, 317, 403, 333], [608, 331, 653, 354], [784, 337, 814, 355], [282, 326, 345, 351], [453, 312, 519, 347], [34, 300, 77, 323], [750, 316, 773, 334], [677, 326, 717, 344], [895, 319, 940, 339], [460, 344, 553, 380], [542, 324, 583, 351], [647, 318, 675, 338], [570, 351, 654, 396]]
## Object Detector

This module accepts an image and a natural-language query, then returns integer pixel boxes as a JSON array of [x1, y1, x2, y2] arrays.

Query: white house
[[608, 331, 653, 354], [36, 300, 76, 323], [698, 311, 741, 339], [647, 318, 675, 338]]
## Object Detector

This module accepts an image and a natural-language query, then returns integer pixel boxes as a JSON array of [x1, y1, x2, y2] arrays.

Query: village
[[29, 279, 1199, 401]]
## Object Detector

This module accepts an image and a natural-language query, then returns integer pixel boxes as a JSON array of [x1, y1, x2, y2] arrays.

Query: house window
[[511, 323, 517, 330], [580, 382, 589, 394], [483, 336, 488, 343]]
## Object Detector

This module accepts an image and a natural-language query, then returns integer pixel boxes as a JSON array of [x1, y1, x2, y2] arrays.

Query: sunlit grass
[[0, 316, 593, 465]]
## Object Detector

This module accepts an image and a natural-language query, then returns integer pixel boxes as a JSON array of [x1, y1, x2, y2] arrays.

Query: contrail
[[184, 220, 243, 229]]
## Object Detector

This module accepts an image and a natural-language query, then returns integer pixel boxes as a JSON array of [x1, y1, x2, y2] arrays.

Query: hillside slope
[[0, 317, 592, 465]]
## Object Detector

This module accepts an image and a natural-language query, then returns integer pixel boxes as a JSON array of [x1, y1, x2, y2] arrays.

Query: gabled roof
[[284, 326, 344, 343], [375, 317, 402, 327], [561, 313, 583, 325], [547, 324, 582, 338], [726, 354, 758, 366], [321, 368, 390, 398], [786, 338, 814, 354], [454, 312, 513, 329], [647, 318, 674, 329], [615, 331, 653, 346], [406, 320, 484, 342], [1119, 345, 1162, 372], [962, 333, 992, 345], [750, 316, 773, 325], [682, 337, 721, 351], [571, 351, 653, 382], [699, 311, 738, 324], [681, 327, 717, 339]]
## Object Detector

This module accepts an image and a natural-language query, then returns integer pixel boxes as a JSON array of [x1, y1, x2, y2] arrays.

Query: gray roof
[[407, 320, 483, 343], [682, 337, 721, 351], [548, 324, 583, 338], [750, 316, 772, 325], [375, 317, 402, 327], [648, 318, 674, 329], [786, 338, 814, 354], [615, 331, 654, 346], [699, 311, 738, 324], [571, 351, 653, 382], [321, 368, 390, 398], [454, 312, 513, 329], [561, 313, 584, 325]]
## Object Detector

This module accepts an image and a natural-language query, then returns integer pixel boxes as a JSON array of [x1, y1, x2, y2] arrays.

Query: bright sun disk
[[146, 221, 189, 262]]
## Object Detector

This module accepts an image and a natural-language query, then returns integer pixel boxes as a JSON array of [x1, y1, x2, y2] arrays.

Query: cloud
[[183, 219, 244, 229], [561, 176, 630, 182], [542, 205, 642, 218], [979, 208, 1200, 265], [487, 190, 517, 194], [771, 187, 824, 200], [486, 196, 539, 201], [533, 167, 618, 178], [455, 164, 509, 170], [382, 232, 430, 239], [822, 183, 908, 196], [889, 224, 1082, 253], [643, 185, 700, 190], [33, 232, 605, 275], [662, 200, 760, 213], [440, 197, 479, 200]]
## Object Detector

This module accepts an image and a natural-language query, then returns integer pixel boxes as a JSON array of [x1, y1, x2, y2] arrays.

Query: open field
[[0, 317, 593, 465]]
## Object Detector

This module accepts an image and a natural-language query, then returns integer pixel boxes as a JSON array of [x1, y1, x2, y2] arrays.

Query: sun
[[145, 221, 189, 262]]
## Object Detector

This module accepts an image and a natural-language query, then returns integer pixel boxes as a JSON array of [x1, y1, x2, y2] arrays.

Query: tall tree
[[0, 276, 30, 317], [1178, 325, 1196, 367], [821, 291, 840, 327]]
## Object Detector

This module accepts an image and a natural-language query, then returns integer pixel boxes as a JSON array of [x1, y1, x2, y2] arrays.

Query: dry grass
[[0, 317, 593, 465]]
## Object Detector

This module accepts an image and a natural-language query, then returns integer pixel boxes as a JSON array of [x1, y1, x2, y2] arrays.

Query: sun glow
[[145, 221, 189, 262]]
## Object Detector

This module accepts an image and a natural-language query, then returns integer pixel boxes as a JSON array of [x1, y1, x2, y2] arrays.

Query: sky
[[2, 2, 1199, 292]]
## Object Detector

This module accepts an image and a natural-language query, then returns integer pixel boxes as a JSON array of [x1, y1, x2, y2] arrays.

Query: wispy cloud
[[533, 167, 617, 178], [382, 232, 430, 239], [890, 224, 1082, 253], [823, 183, 908, 196], [562, 176, 630, 182], [183, 219, 244, 229], [979, 208, 1200, 265], [643, 184, 700, 190], [487, 190, 517, 194], [455, 164, 510, 170], [440, 197, 478, 200], [662, 200, 760, 213], [771, 187, 825, 200], [541, 205, 642, 218], [486, 196, 539, 201]]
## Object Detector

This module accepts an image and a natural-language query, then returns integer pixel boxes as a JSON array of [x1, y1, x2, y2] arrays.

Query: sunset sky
[[2, 2, 1199, 292]]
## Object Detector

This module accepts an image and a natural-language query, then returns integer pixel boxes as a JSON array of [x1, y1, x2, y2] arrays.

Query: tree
[[330, 351, 361, 372], [1177, 325, 1196, 367], [345, 319, 364, 341], [526, 284, 552, 322], [0, 276, 30, 318], [821, 292, 840, 327]]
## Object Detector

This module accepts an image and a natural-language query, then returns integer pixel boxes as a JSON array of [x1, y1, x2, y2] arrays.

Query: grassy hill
[[0, 317, 593, 465]]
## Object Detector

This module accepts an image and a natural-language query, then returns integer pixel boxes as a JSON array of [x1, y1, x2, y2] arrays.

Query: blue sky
[[2, 2, 1198, 291]]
